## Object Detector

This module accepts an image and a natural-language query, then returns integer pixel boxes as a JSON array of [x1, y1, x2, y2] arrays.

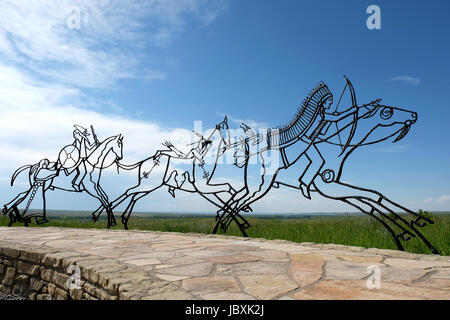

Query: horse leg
[[214, 205, 251, 237], [312, 180, 438, 253], [361, 192, 439, 253], [91, 187, 135, 223], [312, 182, 406, 250], [328, 181, 439, 254], [233, 176, 274, 216], [233, 215, 249, 237], [214, 190, 245, 224], [212, 172, 272, 237], [103, 203, 119, 229], [106, 206, 112, 229], [92, 182, 116, 227], [110, 205, 117, 227], [4, 190, 30, 210], [227, 212, 250, 237], [91, 205, 104, 222], [3, 189, 31, 217], [355, 192, 439, 254], [6, 206, 21, 227], [5, 207, 16, 226], [212, 219, 221, 234], [195, 190, 244, 235], [89, 192, 134, 223], [120, 194, 138, 229], [213, 206, 233, 234], [118, 189, 158, 229], [36, 182, 49, 225], [8, 214, 14, 226], [121, 193, 148, 230]]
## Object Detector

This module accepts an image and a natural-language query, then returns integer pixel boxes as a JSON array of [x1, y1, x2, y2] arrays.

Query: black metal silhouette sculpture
[[2, 76, 439, 254], [3, 125, 123, 228]]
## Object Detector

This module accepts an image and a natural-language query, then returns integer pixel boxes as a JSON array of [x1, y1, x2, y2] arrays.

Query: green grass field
[[1, 213, 449, 255]]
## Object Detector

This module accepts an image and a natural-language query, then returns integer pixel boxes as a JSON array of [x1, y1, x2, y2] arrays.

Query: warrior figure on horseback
[[69, 125, 99, 191], [4, 126, 123, 227], [284, 78, 359, 199]]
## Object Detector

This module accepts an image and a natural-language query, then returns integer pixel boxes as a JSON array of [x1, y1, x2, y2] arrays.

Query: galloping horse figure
[[3, 133, 124, 228], [95, 121, 241, 229], [213, 76, 438, 254]]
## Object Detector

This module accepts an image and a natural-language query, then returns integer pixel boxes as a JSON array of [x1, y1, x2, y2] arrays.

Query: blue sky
[[0, 0, 449, 214]]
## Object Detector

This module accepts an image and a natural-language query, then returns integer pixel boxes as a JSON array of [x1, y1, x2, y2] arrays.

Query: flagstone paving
[[0, 227, 449, 300]]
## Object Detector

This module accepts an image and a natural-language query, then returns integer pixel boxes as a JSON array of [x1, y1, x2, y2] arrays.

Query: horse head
[[112, 134, 124, 161], [355, 100, 418, 145], [216, 115, 229, 131], [214, 115, 232, 147]]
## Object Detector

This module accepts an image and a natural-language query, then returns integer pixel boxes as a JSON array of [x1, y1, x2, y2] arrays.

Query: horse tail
[[11, 165, 32, 186]]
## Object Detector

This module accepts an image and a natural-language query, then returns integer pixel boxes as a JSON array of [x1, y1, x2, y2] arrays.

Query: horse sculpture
[[3, 77, 438, 254], [211, 77, 438, 253], [91, 119, 247, 230], [3, 133, 124, 228]]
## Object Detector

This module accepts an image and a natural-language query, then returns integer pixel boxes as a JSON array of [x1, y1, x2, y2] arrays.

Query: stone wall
[[0, 242, 192, 300]]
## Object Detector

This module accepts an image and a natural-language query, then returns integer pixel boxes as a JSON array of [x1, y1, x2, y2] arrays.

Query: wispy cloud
[[389, 76, 421, 86], [216, 112, 270, 131], [373, 144, 410, 153], [437, 194, 450, 204], [0, 1, 228, 174], [0, 0, 227, 89], [421, 194, 450, 210]]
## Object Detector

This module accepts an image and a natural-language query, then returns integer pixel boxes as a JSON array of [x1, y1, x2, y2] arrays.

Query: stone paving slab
[[0, 227, 449, 300]]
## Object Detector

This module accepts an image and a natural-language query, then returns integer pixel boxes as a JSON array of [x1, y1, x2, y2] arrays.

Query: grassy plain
[[1, 211, 448, 255]]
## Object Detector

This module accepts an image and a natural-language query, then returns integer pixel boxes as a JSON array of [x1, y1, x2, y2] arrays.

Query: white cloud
[[437, 194, 450, 204], [417, 194, 450, 211], [217, 113, 269, 131], [389, 76, 421, 86], [0, 0, 227, 88], [374, 144, 410, 153], [0, 0, 229, 175]]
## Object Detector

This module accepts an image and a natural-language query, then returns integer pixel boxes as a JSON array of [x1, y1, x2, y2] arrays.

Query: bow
[[334, 75, 358, 156]]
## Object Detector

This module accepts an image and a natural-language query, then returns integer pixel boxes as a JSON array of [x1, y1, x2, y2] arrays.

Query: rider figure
[[153, 132, 213, 197], [233, 122, 258, 168], [72, 125, 98, 191], [297, 81, 359, 199], [157, 130, 212, 162]]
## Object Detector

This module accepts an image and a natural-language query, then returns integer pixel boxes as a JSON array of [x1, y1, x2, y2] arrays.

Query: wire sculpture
[[3, 125, 123, 228], [2, 76, 439, 254]]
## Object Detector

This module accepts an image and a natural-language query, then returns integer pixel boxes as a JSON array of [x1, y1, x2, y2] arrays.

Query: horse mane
[[87, 134, 119, 163]]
